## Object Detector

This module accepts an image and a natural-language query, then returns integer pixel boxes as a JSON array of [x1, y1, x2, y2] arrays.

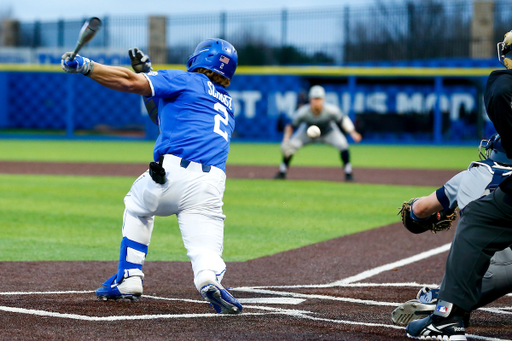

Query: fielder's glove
[[398, 198, 457, 234], [129, 47, 152, 73], [61, 52, 94, 76]]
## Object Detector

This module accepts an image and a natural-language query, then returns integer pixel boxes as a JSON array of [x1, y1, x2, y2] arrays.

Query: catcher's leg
[[476, 246, 512, 308], [439, 189, 512, 312]]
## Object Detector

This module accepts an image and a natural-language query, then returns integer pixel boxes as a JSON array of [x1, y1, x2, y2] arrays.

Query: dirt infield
[[0, 161, 458, 186], [0, 162, 510, 340]]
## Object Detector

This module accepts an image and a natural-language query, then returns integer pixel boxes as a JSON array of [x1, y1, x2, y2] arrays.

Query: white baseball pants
[[123, 154, 227, 286]]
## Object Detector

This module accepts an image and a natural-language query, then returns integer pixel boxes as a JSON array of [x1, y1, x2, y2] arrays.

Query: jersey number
[[213, 102, 229, 142]]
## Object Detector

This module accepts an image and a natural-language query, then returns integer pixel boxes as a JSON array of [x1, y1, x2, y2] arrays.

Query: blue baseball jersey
[[143, 69, 235, 172]]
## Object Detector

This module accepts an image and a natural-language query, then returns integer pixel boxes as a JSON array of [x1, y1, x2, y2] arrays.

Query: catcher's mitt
[[398, 198, 457, 234]]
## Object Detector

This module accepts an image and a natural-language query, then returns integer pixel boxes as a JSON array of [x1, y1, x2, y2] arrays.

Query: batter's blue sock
[[116, 237, 148, 283]]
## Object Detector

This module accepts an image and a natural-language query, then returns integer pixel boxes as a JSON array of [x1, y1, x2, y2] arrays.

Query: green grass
[[0, 139, 477, 169], [0, 139, 468, 262], [0, 174, 433, 261]]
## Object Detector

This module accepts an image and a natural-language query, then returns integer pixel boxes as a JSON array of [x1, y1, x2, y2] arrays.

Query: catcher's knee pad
[[116, 237, 148, 283]]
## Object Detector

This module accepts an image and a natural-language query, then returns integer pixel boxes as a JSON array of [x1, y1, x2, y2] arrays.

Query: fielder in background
[[393, 134, 512, 329], [404, 31, 512, 340], [61, 38, 243, 314], [274, 85, 362, 181]]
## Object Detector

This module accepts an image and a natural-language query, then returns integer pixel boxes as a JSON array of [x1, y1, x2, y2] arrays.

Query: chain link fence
[[2, 0, 512, 65]]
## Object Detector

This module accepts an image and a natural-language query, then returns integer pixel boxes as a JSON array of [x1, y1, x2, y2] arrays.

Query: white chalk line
[[331, 243, 452, 285], [0, 243, 510, 340]]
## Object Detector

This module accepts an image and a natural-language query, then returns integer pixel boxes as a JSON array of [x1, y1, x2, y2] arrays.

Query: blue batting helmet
[[186, 38, 238, 81], [479, 133, 512, 165]]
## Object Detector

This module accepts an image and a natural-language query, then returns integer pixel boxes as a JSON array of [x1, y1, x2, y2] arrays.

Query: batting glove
[[129, 47, 152, 73], [61, 52, 95, 76]]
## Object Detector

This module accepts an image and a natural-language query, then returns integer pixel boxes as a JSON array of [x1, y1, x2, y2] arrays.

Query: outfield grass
[[0, 139, 467, 262], [0, 139, 477, 169], [0, 174, 433, 262]]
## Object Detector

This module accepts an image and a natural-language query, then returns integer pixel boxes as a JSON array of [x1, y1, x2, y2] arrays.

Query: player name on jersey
[[208, 81, 233, 110]]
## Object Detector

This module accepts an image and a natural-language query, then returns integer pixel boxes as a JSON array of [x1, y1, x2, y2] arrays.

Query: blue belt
[[179, 158, 211, 173]]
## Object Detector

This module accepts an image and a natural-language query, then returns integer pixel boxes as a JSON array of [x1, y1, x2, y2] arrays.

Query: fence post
[[434, 76, 443, 144], [149, 16, 167, 64], [33, 21, 41, 48], [343, 6, 349, 63], [58, 20, 64, 47], [281, 9, 287, 48], [471, 0, 494, 58], [220, 12, 226, 40], [103, 16, 109, 47], [0, 19, 20, 46]]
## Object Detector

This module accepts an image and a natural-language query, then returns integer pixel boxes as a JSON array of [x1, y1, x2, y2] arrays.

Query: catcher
[[394, 133, 512, 328]]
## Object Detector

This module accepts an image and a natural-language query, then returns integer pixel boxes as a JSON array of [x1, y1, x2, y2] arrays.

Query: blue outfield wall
[[0, 68, 498, 143]]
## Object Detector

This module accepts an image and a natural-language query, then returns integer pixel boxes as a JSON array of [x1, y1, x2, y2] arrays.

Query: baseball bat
[[69, 17, 102, 61]]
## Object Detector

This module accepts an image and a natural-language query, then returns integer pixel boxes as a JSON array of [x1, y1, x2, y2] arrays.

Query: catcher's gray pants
[[478, 246, 512, 308], [439, 188, 512, 312], [281, 122, 349, 158]]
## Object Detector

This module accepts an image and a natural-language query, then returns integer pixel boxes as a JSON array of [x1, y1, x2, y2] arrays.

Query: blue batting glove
[[61, 52, 95, 75]]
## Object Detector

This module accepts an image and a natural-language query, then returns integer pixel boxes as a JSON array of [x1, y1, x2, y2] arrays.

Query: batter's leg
[[96, 171, 160, 301], [95, 209, 154, 301], [178, 211, 242, 314]]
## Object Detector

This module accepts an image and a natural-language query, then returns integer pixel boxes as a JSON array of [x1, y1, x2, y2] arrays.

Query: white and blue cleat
[[95, 273, 143, 302], [200, 284, 243, 314]]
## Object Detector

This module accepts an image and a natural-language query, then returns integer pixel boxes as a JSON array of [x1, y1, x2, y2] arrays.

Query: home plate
[[237, 298, 306, 305]]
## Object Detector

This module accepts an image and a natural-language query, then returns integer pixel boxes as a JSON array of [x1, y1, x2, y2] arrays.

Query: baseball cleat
[[406, 314, 466, 340], [200, 284, 243, 314], [391, 299, 435, 326], [345, 173, 354, 182], [95, 274, 143, 302], [274, 171, 286, 180]]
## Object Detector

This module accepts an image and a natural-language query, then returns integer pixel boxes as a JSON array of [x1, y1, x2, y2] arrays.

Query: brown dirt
[[0, 161, 510, 341], [0, 161, 458, 186]]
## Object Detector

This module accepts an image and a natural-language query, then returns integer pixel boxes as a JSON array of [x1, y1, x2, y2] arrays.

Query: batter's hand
[[61, 52, 94, 75], [129, 47, 152, 73]]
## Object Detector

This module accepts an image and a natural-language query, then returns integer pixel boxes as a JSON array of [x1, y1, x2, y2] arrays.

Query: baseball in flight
[[307, 125, 321, 139]]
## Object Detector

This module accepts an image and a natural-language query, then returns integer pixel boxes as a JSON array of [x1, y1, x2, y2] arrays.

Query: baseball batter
[[405, 32, 512, 340], [61, 38, 243, 314], [392, 134, 512, 329], [275, 85, 362, 181]]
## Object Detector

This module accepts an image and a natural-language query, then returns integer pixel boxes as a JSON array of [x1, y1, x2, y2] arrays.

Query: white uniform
[[124, 155, 228, 283]]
